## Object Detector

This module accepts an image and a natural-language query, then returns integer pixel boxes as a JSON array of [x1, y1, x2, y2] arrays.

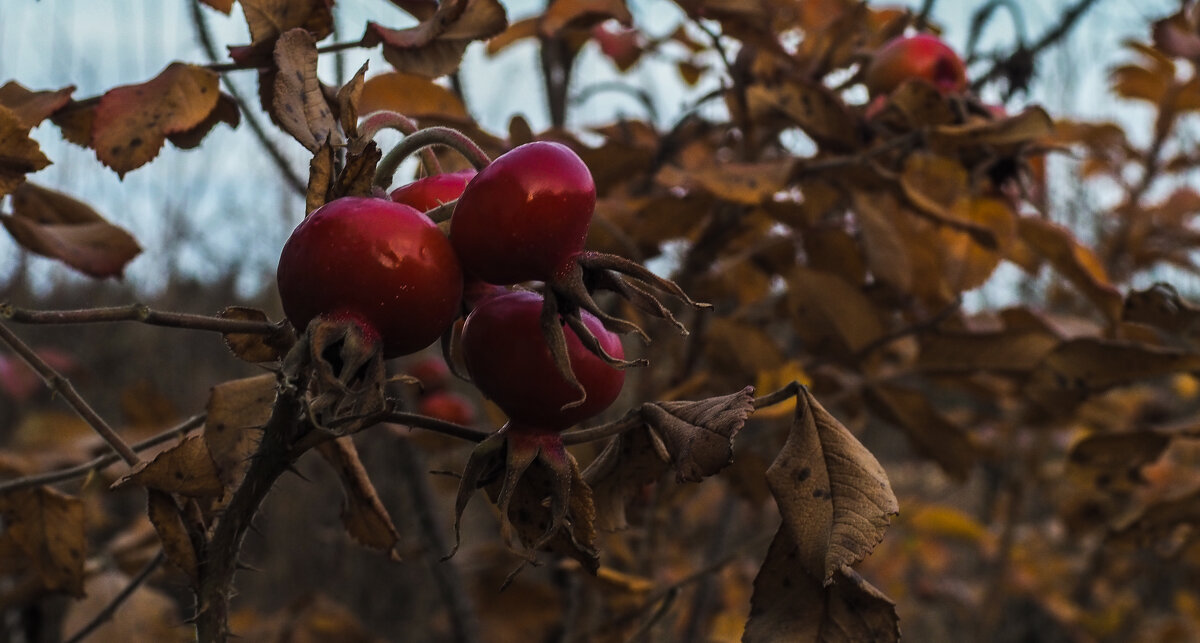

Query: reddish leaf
[[2, 182, 141, 279], [92, 63, 222, 176], [166, 92, 240, 150], [0, 82, 74, 129], [541, 0, 632, 37], [364, 0, 508, 78], [199, 0, 235, 13]]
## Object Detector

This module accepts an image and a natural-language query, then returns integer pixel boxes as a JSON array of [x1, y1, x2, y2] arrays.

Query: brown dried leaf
[[273, 29, 339, 152], [0, 106, 51, 198], [786, 267, 884, 356], [0, 82, 74, 129], [92, 63, 221, 176], [3, 182, 141, 278], [364, 0, 508, 78], [204, 374, 276, 491], [146, 490, 199, 584], [900, 152, 997, 248], [930, 106, 1054, 148], [767, 388, 897, 583], [1017, 216, 1123, 321], [885, 79, 956, 127], [166, 92, 240, 150], [746, 81, 859, 151], [238, 0, 334, 64], [0, 487, 86, 598], [918, 328, 1060, 373], [219, 307, 295, 363], [334, 141, 382, 200], [1026, 338, 1200, 410], [50, 102, 95, 148], [655, 161, 790, 205], [744, 532, 899, 643], [864, 382, 976, 482], [1154, 13, 1200, 59], [1122, 283, 1200, 350], [541, 0, 632, 36], [307, 140, 335, 214], [336, 62, 369, 140], [358, 72, 470, 121], [111, 435, 224, 497], [640, 386, 754, 483], [487, 17, 540, 55], [317, 437, 402, 560], [581, 424, 670, 531], [853, 191, 912, 293]]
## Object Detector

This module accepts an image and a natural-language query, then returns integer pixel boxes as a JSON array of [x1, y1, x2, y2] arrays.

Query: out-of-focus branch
[[0, 321, 139, 465], [970, 0, 1103, 92], [190, 0, 307, 195], [0, 415, 206, 495], [62, 551, 166, 643]]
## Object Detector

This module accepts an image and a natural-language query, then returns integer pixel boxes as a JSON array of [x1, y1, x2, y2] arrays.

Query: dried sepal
[[287, 315, 388, 435], [539, 289, 588, 410], [447, 429, 507, 559]]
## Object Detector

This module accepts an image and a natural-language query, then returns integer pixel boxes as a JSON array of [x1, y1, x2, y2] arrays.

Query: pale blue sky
[[0, 0, 1181, 300]]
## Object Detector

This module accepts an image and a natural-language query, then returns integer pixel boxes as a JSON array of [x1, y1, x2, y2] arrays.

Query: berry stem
[[373, 126, 492, 190], [358, 111, 443, 183]]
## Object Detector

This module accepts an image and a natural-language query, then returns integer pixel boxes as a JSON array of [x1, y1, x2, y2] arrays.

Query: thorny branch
[[969, 0, 1103, 92], [0, 415, 206, 495], [0, 321, 139, 466]]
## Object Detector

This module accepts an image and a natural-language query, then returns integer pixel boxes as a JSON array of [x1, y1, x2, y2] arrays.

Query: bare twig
[[203, 38, 370, 73], [970, 0, 1103, 91], [385, 410, 492, 443], [0, 415, 206, 495], [393, 438, 481, 643], [852, 296, 962, 361], [190, 0, 306, 195], [62, 551, 166, 643], [1, 303, 279, 334], [0, 321, 138, 465]]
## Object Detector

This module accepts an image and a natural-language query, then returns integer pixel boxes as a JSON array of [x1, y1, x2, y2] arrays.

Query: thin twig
[[62, 551, 166, 643], [394, 438, 482, 643], [0, 415, 206, 495], [0, 321, 138, 465], [914, 0, 937, 30], [1, 303, 279, 334], [204, 39, 369, 73], [624, 588, 678, 643], [852, 296, 962, 361], [191, 0, 306, 196], [970, 0, 1103, 91]]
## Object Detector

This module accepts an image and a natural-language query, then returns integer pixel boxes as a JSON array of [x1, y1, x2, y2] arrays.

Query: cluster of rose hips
[[275, 141, 626, 435]]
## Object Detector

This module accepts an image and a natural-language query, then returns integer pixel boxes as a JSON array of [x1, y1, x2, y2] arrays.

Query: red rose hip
[[276, 196, 464, 358], [450, 141, 596, 285]]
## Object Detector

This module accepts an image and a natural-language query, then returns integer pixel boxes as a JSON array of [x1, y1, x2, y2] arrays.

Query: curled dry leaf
[[363, 0, 508, 78], [272, 29, 340, 152], [218, 306, 295, 363], [317, 437, 402, 560], [92, 63, 225, 176], [641, 385, 755, 482], [582, 423, 670, 531], [336, 62, 369, 140], [145, 490, 199, 585], [111, 435, 224, 498], [0, 486, 86, 600], [0, 106, 50, 198], [2, 182, 141, 279], [0, 82, 74, 129], [768, 387, 898, 583], [745, 81, 860, 152], [306, 140, 335, 214], [333, 141, 383, 200]]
